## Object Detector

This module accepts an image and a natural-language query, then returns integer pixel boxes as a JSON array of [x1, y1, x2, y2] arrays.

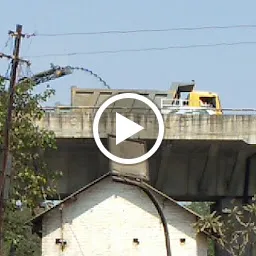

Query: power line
[[1, 37, 11, 52], [36, 24, 256, 37], [26, 41, 256, 58]]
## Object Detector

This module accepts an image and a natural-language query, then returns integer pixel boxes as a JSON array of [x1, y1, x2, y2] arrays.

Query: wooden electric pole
[[0, 24, 27, 255]]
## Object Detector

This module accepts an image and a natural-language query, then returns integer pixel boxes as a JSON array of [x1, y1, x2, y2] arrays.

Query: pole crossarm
[[8, 30, 35, 39], [0, 52, 30, 65]]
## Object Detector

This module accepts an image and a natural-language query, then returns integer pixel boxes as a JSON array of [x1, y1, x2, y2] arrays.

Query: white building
[[31, 173, 210, 256]]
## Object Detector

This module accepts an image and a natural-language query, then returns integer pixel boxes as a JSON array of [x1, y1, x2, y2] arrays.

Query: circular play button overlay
[[93, 93, 164, 165]]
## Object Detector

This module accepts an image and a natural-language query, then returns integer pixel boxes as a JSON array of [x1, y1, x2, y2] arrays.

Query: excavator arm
[[17, 65, 73, 85], [1, 64, 110, 89]]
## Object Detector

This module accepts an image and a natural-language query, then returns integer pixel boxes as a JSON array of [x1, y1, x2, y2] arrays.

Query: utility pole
[[0, 24, 29, 255]]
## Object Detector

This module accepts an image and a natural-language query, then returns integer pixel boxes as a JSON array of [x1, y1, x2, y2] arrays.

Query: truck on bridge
[[71, 81, 223, 115], [12, 66, 222, 115]]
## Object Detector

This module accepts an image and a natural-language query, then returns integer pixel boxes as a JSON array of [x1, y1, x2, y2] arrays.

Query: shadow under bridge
[[44, 138, 256, 201]]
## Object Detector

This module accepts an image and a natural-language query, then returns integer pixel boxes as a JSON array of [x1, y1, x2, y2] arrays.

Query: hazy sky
[[1, 1, 256, 108]]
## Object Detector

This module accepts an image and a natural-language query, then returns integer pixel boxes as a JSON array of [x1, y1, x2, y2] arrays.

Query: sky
[[1, 1, 256, 108]]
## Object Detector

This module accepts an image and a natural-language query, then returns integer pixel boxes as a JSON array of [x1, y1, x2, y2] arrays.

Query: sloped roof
[[30, 172, 203, 224]]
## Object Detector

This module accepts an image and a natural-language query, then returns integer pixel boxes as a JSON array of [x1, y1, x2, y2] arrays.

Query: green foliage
[[3, 203, 40, 256], [0, 77, 61, 254], [0, 78, 61, 208], [192, 199, 256, 256], [187, 202, 215, 256], [187, 201, 211, 216]]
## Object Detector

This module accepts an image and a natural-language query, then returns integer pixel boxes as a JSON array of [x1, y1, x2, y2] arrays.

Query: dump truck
[[70, 81, 222, 115]]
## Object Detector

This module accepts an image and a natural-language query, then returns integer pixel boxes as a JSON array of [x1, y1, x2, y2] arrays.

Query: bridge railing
[[42, 106, 153, 112], [41, 106, 256, 115], [161, 98, 190, 107]]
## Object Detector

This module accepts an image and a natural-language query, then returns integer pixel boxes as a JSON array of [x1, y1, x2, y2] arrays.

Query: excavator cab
[[161, 81, 222, 115]]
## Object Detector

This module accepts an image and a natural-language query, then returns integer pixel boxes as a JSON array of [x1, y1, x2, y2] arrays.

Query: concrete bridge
[[38, 109, 256, 202], [38, 110, 256, 143], [34, 86, 256, 204], [37, 87, 256, 256]]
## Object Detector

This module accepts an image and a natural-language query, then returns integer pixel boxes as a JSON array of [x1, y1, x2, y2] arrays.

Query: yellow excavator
[[161, 81, 223, 115]]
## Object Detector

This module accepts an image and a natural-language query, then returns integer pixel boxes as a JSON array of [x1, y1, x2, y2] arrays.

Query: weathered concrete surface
[[108, 136, 149, 180], [45, 138, 256, 201], [37, 112, 256, 144]]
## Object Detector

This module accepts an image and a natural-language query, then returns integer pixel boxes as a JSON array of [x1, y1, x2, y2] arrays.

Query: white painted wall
[[41, 177, 208, 256]]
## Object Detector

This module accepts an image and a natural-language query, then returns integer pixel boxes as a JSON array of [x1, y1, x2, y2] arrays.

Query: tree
[[193, 199, 256, 256], [187, 201, 211, 216], [3, 204, 41, 255], [0, 77, 61, 254], [187, 202, 215, 256]]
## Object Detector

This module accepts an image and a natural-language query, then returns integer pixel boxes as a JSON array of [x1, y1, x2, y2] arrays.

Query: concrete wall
[[42, 177, 208, 256], [37, 112, 256, 144], [45, 139, 109, 194]]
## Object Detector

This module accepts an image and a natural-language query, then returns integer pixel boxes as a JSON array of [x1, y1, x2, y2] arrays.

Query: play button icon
[[93, 93, 165, 165], [115, 113, 144, 145]]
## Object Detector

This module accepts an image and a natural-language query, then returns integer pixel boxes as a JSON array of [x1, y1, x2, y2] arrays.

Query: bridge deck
[[37, 111, 256, 144]]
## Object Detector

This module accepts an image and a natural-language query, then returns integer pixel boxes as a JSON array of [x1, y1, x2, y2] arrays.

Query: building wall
[[42, 178, 208, 256]]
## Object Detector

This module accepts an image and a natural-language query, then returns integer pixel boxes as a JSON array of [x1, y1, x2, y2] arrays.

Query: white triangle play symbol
[[116, 112, 144, 145]]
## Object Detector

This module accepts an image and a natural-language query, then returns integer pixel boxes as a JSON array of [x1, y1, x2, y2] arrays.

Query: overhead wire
[[1, 36, 12, 52], [25, 41, 256, 58], [0, 36, 13, 80], [0, 62, 12, 83], [17, 63, 27, 80], [5, 62, 11, 78], [35, 24, 256, 37], [19, 24, 256, 59], [25, 65, 34, 78], [23, 36, 34, 56]]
